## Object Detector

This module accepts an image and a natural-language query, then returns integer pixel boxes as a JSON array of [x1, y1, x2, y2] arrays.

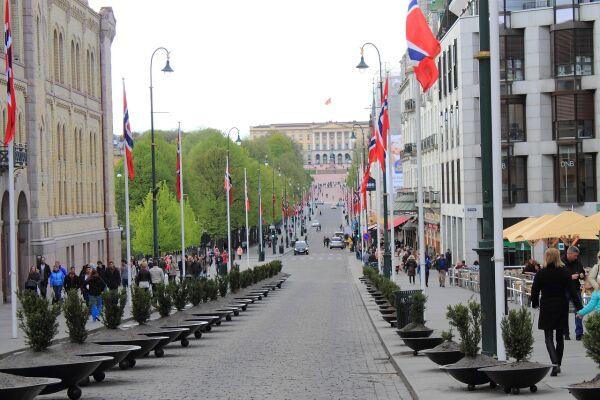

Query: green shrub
[[501, 307, 534, 362], [154, 283, 173, 317], [218, 275, 229, 297], [271, 260, 282, 273], [240, 270, 251, 288], [171, 281, 189, 311], [441, 329, 455, 342], [63, 289, 90, 343], [188, 278, 205, 306], [101, 288, 128, 329], [17, 290, 61, 351], [583, 313, 600, 367], [446, 300, 482, 357], [410, 292, 427, 325], [205, 279, 218, 301], [131, 285, 152, 324], [229, 266, 241, 293], [201, 278, 211, 302]]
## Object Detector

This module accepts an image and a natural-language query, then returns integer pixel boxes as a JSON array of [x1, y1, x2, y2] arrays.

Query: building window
[[316, 144, 320, 150], [554, 143, 596, 203], [441, 162, 445, 203], [447, 45, 453, 93], [457, 159, 461, 204], [442, 51, 447, 97], [553, 27, 593, 77], [445, 162, 450, 204], [552, 91, 594, 140], [453, 39, 458, 89], [502, 148, 528, 204], [438, 59, 442, 101], [554, 0, 578, 24], [500, 31, 524, 81], [501, 95, 526, 142], [451, 161, 455, 204]]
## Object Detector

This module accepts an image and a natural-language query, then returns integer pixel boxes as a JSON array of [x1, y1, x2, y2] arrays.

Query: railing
[[0, 143, 28, 172], [449, 267, 591, 306]]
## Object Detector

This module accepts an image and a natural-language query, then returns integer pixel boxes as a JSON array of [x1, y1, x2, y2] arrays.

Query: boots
[[545, 331, 560, 376]]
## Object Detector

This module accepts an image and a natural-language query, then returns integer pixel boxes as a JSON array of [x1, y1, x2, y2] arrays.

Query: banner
[[390, 135, 403, 189]]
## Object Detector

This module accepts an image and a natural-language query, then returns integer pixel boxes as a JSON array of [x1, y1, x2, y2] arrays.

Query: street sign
[[363, 233, 370, 240], [366, 177, 376, 191]]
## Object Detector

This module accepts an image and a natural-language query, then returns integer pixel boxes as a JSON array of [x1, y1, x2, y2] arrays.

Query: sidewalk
[[348, 256, 596, 399]]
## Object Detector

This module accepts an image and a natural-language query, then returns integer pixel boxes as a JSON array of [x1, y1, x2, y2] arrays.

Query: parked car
[[329, 237, 345, 249], [333, 232, 344, 239], [311, 220, 320, 227], [294, 241, 309, 255], [331, 205, 337, 209]]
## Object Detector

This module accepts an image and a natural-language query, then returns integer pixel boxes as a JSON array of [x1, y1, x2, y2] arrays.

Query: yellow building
[[0, 0, 119, 302], [249, 121, 369, 169]]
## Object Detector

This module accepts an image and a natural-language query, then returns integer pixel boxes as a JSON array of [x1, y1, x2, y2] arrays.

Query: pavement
[[3, 203, 413, 399], [351, 259, 597, 399]]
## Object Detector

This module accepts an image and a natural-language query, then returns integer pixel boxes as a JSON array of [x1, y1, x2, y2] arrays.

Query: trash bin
[[258, 250, 265, 262], [395, 289, 422, 330]]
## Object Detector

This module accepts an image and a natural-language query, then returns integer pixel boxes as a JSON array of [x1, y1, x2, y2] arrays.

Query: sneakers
[[550, 366, 561, 376]]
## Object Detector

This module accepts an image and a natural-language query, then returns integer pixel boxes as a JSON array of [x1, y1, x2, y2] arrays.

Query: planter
[[374, 299, 389, 306], [234, 297, 255, 304], [379, 306, 396, 313], [0, 372, 60, 400], [566, 375, 600, 400], [382, 314, 396, 323], [0, 350, 111, 400], [423, 341, 464, 366], [205, 310, 234, 321], [402, 337, 445, 355], [479, 362, 551, 394], [441, 354, 501, 391], [190, 313, 226, 325], [131, 327, 187, 357], [159, 321, 207, 343], [185, 314, 221, 330], [52, 343, 138, 383], [396, 323, 434, 339], [90, 332, 162, 369], [217, 307, 240, 316]]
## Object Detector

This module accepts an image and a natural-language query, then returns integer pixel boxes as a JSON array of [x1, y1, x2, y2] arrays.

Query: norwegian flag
[[4, 0, 15, 144], [353, 190, 360, 214], [245, 194, 250, 212], [376, 78, 390, 158], [406, 0, 441, 91], [360, 163, 371, 210], [368, 126, 384, 171], [123, 82, 134, 180], [224, 158, 232, 205], [176, 128, 182, 201]]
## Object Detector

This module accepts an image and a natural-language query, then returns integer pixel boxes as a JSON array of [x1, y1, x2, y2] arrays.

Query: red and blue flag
[[4, 0, 15, 144], [406, 0, 441, 91], [123, 82, 134, 180]]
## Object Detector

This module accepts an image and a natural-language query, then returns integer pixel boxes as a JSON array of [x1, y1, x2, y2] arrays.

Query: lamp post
[[149, 47, 174, 260], [257, 156, 268, 262], [356, 42, 391, 278], [270, 163, 276, 254], [225, 127, 242, 273]]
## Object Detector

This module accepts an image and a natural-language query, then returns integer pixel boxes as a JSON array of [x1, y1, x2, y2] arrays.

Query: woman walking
[[531, 248, 583, 376], [49, 263, 65, 303], [406, 255, 417, 285]]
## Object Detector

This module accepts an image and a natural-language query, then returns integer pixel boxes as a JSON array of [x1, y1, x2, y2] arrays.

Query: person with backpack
[[437, 255, 448, 287]]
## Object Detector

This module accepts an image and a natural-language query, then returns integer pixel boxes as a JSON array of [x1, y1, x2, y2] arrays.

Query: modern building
[[0, 0, 120, 302], [399, 0, 600, 264], [249, 121, 369, 169]]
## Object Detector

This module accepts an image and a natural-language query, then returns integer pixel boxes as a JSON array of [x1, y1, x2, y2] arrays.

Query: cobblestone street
[[38, 207, 410, 400]]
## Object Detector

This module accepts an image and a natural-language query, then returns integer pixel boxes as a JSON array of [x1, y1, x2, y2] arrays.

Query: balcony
[[404, 99, 416, 112], [0, 144, 28, 172], [421, 135, 438, 153], [400, 143, 416, 159]]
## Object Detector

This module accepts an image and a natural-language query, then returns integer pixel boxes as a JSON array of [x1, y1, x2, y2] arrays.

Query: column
[[312, 132, 316, 151], [334, 131, 338, 150], [326, 132, 330, 151]]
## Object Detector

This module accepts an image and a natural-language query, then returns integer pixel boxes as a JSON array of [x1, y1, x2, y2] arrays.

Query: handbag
[[139, 281, 150, 289]]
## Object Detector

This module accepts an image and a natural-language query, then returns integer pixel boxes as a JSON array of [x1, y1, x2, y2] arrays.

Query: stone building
[[0, 0, 119, 302]]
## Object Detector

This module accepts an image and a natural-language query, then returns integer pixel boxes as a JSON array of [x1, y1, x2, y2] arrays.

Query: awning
[[503, 217, 537, 240], [393, 216, 410, 229], [512, 211, 584, 242], [559, 212, 600, 240], [402, 221, 417, 230], [506, 214, 553, 243]]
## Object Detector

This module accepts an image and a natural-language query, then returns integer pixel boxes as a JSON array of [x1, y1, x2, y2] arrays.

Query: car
[[329, 237, 345, 249], [314, 200, 324, 205], [333, 232, 344, 239], [331, 205, 337, 209], [311, 220, 320, 227], [294, 241, 309, 255]]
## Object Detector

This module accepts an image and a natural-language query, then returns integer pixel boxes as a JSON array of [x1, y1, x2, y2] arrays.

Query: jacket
[[38, 263, 51, 283], [104, 268, 121, 290], [64, 274, 80, 291], [149, 266, 164, 284], [578, 291, 600, 317], [586, 264, 600, 291], [49, 271, 65, 287], [87, 275, 105, 296], [531, 263, 583, 330], [562, 256, 585, 293], [136, 268, 152, 285]]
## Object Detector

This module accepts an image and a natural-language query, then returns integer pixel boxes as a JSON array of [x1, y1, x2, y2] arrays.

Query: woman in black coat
[[531, 248, 583, 376]]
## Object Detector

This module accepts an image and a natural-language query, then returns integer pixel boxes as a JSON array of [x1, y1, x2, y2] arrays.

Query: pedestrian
[[37, 257, 51, 298], [424, 255, 431, 287], [103, 261, 121, 290], [523, 258, 541, 276], [222, 250, 229, 269], [150, 261, 164, 291], [445, 249, 452, 271], [87, 269, 105, 321], [584, 250, 600, 292], [63, 266, 80, 292], [120, 259, 130, 288], [79, 265, 92, 304], [135, 261, 152, 291], [237, 246, 243, 260], [531, 247, 583, 376], [437, 255, 448, 287], [49, 263, 65, 303], [562, 246, 586, 340], [24, 266, 40, 294], [406, 255, 417, 284], [168, 257, 179, 283]]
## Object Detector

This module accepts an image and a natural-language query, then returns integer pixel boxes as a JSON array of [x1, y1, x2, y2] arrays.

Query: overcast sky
[[88, 0, 408, 138]]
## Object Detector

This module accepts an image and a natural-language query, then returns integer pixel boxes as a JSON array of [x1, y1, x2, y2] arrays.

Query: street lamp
[[356, 42, 391, 278], [225, 127, 242, 273], [149, 47, 174, 260]]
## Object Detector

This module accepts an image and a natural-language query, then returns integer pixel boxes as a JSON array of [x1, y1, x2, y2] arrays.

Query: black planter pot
[[479, 362, 551, 394], [186, 314, 221, 329], [208, 310, 234, 321], [441, 355, 501, 391], [245, 293, 262, 300], [0, 353, 111, 400], [55, 343, 138, 382], [567, 386, 600, 400], [402, 337, 445, 355], [396, 328, 434, 339], [382, 314, 396, 323], [160, 321, 207, 343], [135, 329, 186, 356], [234, 297, 255, 304], [217, 307, 240, 316], [91, 336, 161, 368], [423, 349, 465, 366], [374, 299, 389, 306], [379, 306, 396, 313], [0, 373, 60, 400]]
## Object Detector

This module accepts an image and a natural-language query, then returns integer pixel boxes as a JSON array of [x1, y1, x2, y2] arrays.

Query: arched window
[[86, 50, 90, 93], [56, 123, 61, 161], [10, 0, 20, 61], [70, 40, 75, 87], [36, 16, 41, 66], [90, 52, 95, 96], [75, 43, 81, 90], [17, 113, 23, 143], [58, 32, 64, 83], [316, 154, 321, 164], [53, 30, 59, 81], [39, 126, 43, 173]]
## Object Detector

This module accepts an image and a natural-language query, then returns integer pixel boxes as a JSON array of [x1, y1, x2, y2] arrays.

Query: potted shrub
[[63, 289, 90, 343], [131, 284, 152, 325], [423, 329, 465, 365], [100, 288, 127, 329], [566, 313, 600, 399], [441, 300, 500, 391], [154, 283, 173, 317], [187, 278, 205, 307], [205, 279, 218, 301], [397, 292, 433, 338], [479, 307, 551, 394], [17, 290, 61, 351], [229, 266, 241, 293], [171, 281, 189, 311], [218, 275, 229, 297]]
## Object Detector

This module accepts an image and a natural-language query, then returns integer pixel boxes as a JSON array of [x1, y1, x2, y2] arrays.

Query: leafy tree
[[446, 300, 482, 357], [63, 289, 90, 343], [501, 307, 534, 362]]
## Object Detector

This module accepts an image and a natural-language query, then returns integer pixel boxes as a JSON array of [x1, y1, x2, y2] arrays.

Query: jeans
[[121, 278, 129, 288], [52, 285, 63, 303], [571, 292, 584, 336]]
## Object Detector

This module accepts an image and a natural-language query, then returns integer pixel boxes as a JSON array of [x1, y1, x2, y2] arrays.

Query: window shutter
[[577, 92, 594, 120], [555, 95, 575, 121], [554, 30, 574, 65]]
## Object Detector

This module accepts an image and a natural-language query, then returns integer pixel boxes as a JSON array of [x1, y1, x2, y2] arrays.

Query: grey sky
[[88, 0, 408, 138]]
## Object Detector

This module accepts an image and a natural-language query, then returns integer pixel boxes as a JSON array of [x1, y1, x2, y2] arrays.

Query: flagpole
[[8, 142, 16, 338], [376, 165, 382, 274], [226, 155, 232, 274], [124, 140, 132, 291], [360, 153, 365, 261], [178, 123, 186, 278], [244, 168, 250, 270], [414, 76, 426, 291]]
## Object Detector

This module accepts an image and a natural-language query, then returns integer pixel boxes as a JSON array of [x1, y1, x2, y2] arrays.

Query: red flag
[[324, 97, 332, 105], [176, 129, 182, 201], [224, 158, 232, 206], [123, 82, 134, 180], [245, 196, 250, 212], [406, 0, 441, 91], [4, 0, 15, 144], [368, 126, 384, 172]]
